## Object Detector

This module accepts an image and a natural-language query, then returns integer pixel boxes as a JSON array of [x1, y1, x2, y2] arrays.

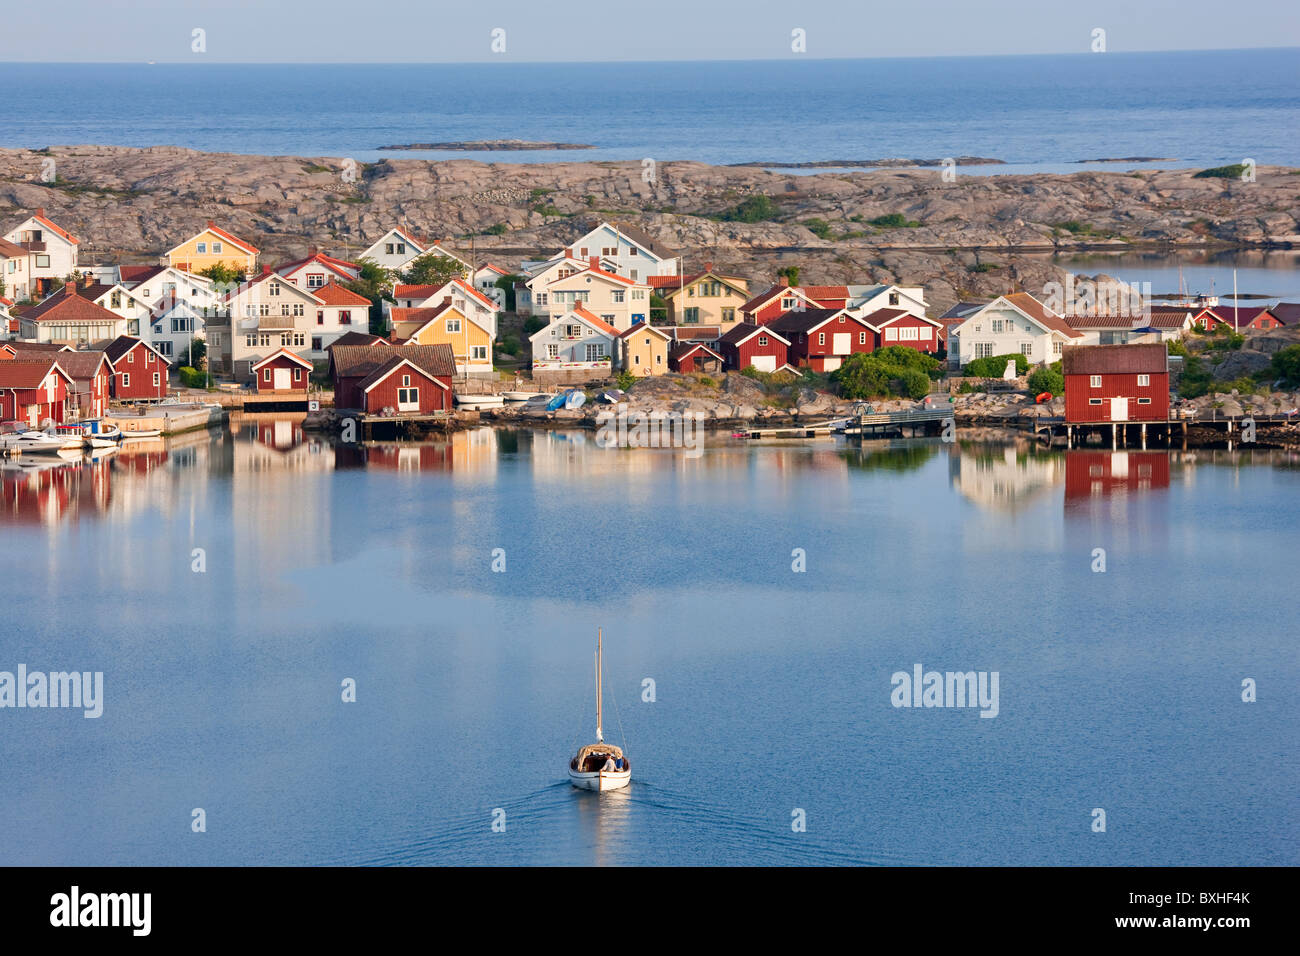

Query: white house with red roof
[[530, 305, 619, 373], [947, 292, 1085, 370], [275, 249, 361, 290], [4, 208, 80, 299], [526, 258, 650, 332], [385, 277, 498, 338]]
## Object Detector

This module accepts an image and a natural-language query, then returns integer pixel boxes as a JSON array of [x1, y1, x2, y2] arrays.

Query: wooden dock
[[739, 405, 955, 441]]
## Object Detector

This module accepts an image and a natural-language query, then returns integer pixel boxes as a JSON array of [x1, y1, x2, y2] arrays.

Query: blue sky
[[3, 0, 1298, 62]]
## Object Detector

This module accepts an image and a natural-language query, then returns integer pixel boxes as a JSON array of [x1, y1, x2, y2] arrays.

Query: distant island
[[727, 157, 1006, 168], [1074, 157, 1178, 163], [378, 140, 596, 151]]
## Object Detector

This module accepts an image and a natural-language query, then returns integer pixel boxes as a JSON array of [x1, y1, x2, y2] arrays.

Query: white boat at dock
[[501, 390, 548, 402], [454, 394, 506, 409], [0, 422, 84, 455], [568, 629, 631, 792]]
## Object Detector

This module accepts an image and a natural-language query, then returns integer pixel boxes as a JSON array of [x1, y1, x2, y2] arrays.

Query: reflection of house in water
[[0, 456, 108, 525], [1064, 450, 1171, 500], [947, 443, 1065, 511], [361, 428, 498, 477]]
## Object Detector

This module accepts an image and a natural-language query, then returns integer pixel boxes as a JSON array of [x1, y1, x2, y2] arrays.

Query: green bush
[[1193, 164, 1249, 180], [720, 195, 779, 223], [963, 353, 1029, 377], [1027, 365, 1064, 396], [1269, 345, 1300, 387], [831, 351, 937, 400], [615, 370, 637, 391], [803, 218, 833, 239], [1166, 338, 1189, 357], [870, 346, 941, 375], [896, 368, 931, 399], [1178, 355, 1213, 398], [178, 366, 209, 389], [869, 213, 921, 229], [522, 316, 547, 335]]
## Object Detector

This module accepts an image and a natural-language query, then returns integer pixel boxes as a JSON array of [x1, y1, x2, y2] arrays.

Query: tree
[[341, 257, 394, 337], [402, 253, 467, 287], [1269, 345, 1300, 387], [185, 337, 207, 369], [1027, 364, 1064, 396], [776, 266, 800, 287], [196, 262, 245, 286]]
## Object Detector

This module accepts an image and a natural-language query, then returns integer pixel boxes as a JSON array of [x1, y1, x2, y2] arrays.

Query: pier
[[739, 405, 955, 441]]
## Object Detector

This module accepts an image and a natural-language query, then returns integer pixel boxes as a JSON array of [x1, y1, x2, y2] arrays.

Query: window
[[157, 341, 173, 358], [1137, 397, 1152, 404], [585, 344, 605, 361], [36, 254, 50, 268], [127, 351, 135, 364], [975, 343, 993, 359], [281, 334, 291, 347], [122, 373, 130, 387], [889, 292, 900, 306], [153, 372, 160, 387], [293, 368, 302, 382], [398, 387, 419, 406], [1088, 398, 1103, 405], [1137, 374, 1150, 386], [263, 369, 273, 383], [246, 335, 257, 347], [471, 346, 487, 360], [110, 292, 122, 308], [1053, 341, 1063, 356], [402, 374, 411, 387], [859, 332, 867, 345], [312, 336, 322, 351], [446, 318, 461, 333], [758, 336, 768, 346], [258, 333, 271, 348], [317, 310, 324, 325], [684, 308, 700, 324], [307, 275, 324, 288], [818, 332, 825, 346], [885, 327, 898, 341], [269, 283, 280, 296], [900, 327, 919, 341], [1090, 375, 1102, 388], [721, 308, 735, 323], [293, 333, 305, 347], [292, 304, 304, 317], [196, 242, 207, 254], [547, 344, 559, 359], [385, 243, 395, 255], [281, 305, 291, 316], [339, 310, 351, 325], [1019, 342, 1032, 356], [396, 243, 405, 254], [211, 242, 222, 254], [612, 290, 625, 303]]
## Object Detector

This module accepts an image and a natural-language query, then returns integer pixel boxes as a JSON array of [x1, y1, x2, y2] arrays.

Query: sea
[[3, 49, 1299, 171], [0, 428, 1296, 866]]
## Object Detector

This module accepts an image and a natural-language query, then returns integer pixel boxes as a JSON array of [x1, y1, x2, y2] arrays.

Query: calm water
[[4, 51, 1300, 168], [0, 422, 1296, 866]]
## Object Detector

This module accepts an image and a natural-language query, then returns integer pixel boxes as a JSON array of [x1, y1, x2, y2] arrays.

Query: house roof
[[222, 268, 319, 304], [118, 264, 162, 284], [608, 222, 678, 260], [801, 285, 850, 302], [739, 283, 824, 315], [475, 262, 509, 276], [939, 301, 990, 320], [617, 322, 673, 341], [863, 307, 941, 329], [0, 357, 69, 389], [663, 325, 722, 341], [52, 350, 110, 380], [1003, 292, 1085, 339], [719, 322, 791, 347], [331, 344, 456, 387], [21, 284, 123, 324], [276, 251, 358, 279], [1143, 307, 1194, 330], [170, 221, 259, 257], [1064, 313, 1138, 331], [312, 282, 370, 306], [103, 335, 165, 366], [1061, 343, 1168, 375], [768, 308, 869, 335], [1213, 304, 1275, 324], [24, 209, 79, 245], [394, 278, 496, 311], [329, 331, 385, 349], [572, 304, 620, 337], [670, 342, 723, 363], [0, 237, 27, 258], [653, 269, 748, 298], [252, 348, 314, 371], [1269, 302, 1300, 325]]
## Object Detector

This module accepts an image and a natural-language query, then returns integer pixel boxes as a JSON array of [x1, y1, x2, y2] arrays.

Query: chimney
[[64, 281, 76, 296], [589, 256, 600, 269], [704, 261, 714, 272], [443, 296, 452, 306], [36, 207, 46, 218], [207, 220, 216, 229], [778, 276, 789, 287], [262, 265, 272, 276], [564, 247, 573, 258], [308, 245, 318, 257]]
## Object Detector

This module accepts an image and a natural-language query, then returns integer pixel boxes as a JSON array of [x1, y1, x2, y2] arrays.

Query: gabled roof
[[1062, 343, 1168, 375], [663, 325, 722, 341], [328, 331, 386, 349], [53, 350, 111, 380], [168, 221, 260, 257], [118, 264, 162, 284], [551, 264, 636, 287], [222, 268, 321, 304], [252, 348, 314, 371], [276, 252, 359, 280], [617, 322, 673, 341], [800, 285, 850, 302], [768, 308, 872, 336], [739, 283, 823, 315], [393, 277, 496, 311], [572, 304, 620, 337], [331, 343, 456, 384], [1003, 292, 1085, 339], [653, 269, 748, 299], [311, 282, 371, 306], [474, 262, 510, 276], [17, 208, 79, 245], [670, 341, 723, 363], [719, 322, 791, 347], [0, 356, 74, 389], [1212, 304, 1275, 324], [607, 222, 678, 261], [390, 302, 492, 344], [939, 301, 990, 320], [103, 335, 167, 366], [0, 237, 27, 258], [1268, 302, 1300, 325], [21, 284, 124, 324], [1064, 313, 1138, 331]]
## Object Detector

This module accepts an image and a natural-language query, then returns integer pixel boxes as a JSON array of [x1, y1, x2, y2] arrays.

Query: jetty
[[739, 405, 955, 441]]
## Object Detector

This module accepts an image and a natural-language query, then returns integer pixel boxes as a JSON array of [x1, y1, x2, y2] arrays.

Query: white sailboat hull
[[567, 767, 631, 792]]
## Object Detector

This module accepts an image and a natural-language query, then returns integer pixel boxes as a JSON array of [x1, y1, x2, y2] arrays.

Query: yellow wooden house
[[167, 221, 260, 275], [617, 322, 671, 376], [390, 302, 493, 375]]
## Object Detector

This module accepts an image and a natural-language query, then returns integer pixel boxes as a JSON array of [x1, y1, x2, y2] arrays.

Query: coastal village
[[3, 209, 1300, 449]]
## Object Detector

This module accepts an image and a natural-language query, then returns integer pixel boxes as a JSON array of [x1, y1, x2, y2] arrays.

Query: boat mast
[[596, 628, 603, 743]]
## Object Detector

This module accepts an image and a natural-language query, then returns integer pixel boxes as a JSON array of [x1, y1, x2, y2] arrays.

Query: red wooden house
[[1062, 344, 1169, 423], [252, 348, 313, 393], [768, 308, 877, 372], [718, 323, 793, 373], [863, 308, 944, 353], [1193, 305, 1281, 332], [0, 356, 73, 427], [54, 350, 112, 420], [669, 342, 724, 374], [330, 344, 456, 414], [738, 281, 828, 325], [103, 335, 169, 402]]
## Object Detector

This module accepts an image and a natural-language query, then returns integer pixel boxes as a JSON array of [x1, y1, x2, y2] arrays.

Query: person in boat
[[602, 755, 617, 772]]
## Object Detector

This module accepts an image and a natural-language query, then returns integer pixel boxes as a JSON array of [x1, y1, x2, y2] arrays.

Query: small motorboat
[[568, 629, 631, 793], [454, 394, 506, 409], [501, 390, 546, 402], [60, 419, 122, 448], [11, 428, 84, 454], [119, 427, 163, 439]]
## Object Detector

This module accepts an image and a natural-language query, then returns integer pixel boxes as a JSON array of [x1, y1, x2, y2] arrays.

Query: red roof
[[801, 285, 850, 302], [394, 278, 495, 312], [1062, 343, 1168, 375], [1004, 292, 1084, 339], [203, 222, 259, 255], [22, 284, 122, 324], [118, 265, 161, 283], [312, 282, 370, 306], [276, 252, 359, 278], [617, 322, 673, 340], [0, 357, 67, 389], [572, 304, 620, 337], [28, 208, 79, 245], [863, 307, 941, 329]]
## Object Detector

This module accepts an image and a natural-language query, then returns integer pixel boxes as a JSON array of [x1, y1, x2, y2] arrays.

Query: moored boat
[[568, 628, 631, 792], [454, 394, 506, 409], [501, 390, 547, 402]]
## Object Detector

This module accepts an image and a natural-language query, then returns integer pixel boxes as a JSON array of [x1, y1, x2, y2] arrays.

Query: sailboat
[[568, 629, 631, 792]]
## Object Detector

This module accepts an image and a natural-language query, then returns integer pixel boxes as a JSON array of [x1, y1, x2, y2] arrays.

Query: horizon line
[[1, 45, 1298, 66]]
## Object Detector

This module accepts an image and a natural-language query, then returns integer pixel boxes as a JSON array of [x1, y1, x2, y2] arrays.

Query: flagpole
[[1233, 269, 1238, 333]]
